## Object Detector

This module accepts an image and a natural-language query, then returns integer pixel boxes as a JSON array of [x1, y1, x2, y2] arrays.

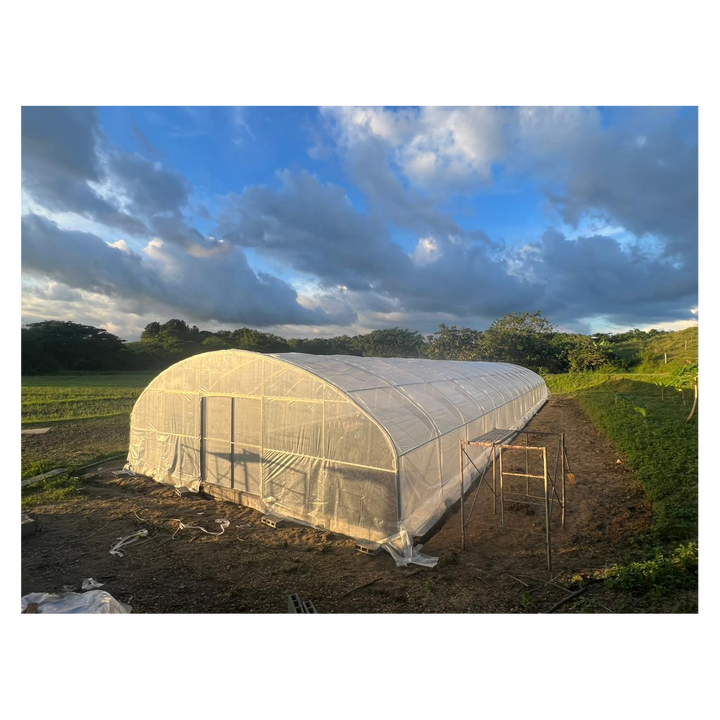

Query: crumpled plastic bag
[[382, 527, 438, 568], [81, 578, 104, 590], [21, 590, 132, 614]]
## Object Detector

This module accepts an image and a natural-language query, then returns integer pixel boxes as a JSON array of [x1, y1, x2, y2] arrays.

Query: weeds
[[579, 379, 698, 541], [604, 543, 698, 606], [22, 473, 86, 508]]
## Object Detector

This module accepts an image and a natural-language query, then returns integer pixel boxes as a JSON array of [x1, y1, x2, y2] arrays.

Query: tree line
[[21, 312, 668, 375]]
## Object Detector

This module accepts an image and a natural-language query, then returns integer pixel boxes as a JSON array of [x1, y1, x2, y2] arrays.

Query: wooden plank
[[21, 468, 66, 488], [21, 427, 51, 435]]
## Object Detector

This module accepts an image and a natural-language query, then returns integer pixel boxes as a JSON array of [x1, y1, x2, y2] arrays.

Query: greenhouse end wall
[[127, 350, 549, 545]]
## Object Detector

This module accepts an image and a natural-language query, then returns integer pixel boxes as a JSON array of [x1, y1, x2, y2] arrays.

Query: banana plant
[[654, 378, 670, 401]]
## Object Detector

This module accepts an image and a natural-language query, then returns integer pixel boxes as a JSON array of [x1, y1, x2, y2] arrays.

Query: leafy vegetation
[[543, 371, 672, 395], [596, 326, 698, 372], [22, 321, 129, 374], [604, 542, 698, 598], [350, 327, 425, 358], [567, 336, 616, 371], [546, 342, 698, 613], [26, 312, 685, 377], [552, 375, 698, 540]]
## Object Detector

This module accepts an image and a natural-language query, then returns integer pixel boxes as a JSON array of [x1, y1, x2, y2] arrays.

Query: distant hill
[[612, 326, 698, 371]]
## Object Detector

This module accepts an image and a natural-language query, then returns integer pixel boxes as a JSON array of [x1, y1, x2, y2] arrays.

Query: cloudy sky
[[21, 106, 698, 340]]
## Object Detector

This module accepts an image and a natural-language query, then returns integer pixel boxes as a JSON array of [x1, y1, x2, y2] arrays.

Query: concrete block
[[303, 600, 318, 614], [261, 514, 287, 529], [355, 539, 382, 556], [287, 593, 306, 613]]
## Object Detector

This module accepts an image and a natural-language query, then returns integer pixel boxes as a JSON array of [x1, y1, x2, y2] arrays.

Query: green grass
[[22, 372, 155, 424], [604, 542, 698, 598], [547, 373, 698, 541], [579, 378, 698, 541], [22, 472, 87, 508], [21, 371, 158, 388], [21, 421, 131, 480], [545, 365, 698, 612], [612, 326, 698, 372], [18, 460, 87, 510], [21, 371, 156, 483], [565, 542, 699, 613], [544, 371, 673, 395]]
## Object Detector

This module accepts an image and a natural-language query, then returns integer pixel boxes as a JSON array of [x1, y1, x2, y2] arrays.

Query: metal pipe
[[561, 432, 566, 529], [230, 397, 235, 490], [460, 443, 466, 547]]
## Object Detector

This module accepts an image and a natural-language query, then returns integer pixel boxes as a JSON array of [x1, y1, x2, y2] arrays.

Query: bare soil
[[22, 415, 129, 470], [21, 397, 652, 613]]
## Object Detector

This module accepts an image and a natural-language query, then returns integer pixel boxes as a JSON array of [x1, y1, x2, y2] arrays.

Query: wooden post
[[543, 446, 551, 572], [499, 446, 505, 528], [492, 444, 497, 516], [525, 432, 529, 496], [687, 378, 698, 421]]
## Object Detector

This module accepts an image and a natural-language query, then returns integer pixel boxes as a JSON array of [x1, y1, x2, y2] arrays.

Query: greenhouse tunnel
[[127, 350, 549, 552]]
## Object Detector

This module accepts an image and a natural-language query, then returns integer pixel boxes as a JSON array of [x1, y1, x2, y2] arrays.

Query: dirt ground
[[21, 415, 129, 470], [21, 397, 653, 613]]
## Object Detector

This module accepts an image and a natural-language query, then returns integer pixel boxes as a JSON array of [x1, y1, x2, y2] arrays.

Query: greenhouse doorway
[[200, 396, 261, 496]]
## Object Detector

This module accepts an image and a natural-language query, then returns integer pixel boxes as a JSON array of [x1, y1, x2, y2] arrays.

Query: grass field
[[545, 353, 698, 543], [22, 371, 156, 424], [545, 362, 698, 611], [21, 371, 157, 483], [611, 325, 698, 371]]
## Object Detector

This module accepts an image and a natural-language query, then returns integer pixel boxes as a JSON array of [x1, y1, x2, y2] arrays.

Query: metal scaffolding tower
[[459, 429, 570, 572]]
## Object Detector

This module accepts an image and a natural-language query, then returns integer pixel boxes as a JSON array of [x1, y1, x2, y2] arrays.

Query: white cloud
[[324, 106, 506, 190], [412, 236, 442, 266], [21, 106, 697, 337]]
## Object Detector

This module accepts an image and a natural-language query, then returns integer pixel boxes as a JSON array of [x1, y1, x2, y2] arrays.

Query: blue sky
[[21, 106, 698, 340]]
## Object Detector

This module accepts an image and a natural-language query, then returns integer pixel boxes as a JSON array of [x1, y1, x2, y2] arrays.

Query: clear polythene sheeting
[[127, 350, 549, 565]]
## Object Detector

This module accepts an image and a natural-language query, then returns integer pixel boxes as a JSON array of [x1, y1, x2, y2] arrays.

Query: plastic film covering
[[127, 350, 548, 555]]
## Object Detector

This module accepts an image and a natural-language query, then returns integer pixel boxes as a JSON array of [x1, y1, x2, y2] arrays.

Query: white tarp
[[127, 351, 549, 559]]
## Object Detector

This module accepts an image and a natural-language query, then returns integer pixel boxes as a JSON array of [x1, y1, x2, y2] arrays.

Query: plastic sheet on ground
[[81, 578, 104, 590], [382, 527, 438, 568], [21, 590, 132, 614]]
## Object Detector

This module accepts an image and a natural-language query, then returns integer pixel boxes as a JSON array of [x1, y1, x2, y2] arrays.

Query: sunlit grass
[[22, 472, 87, 508], [21, 373, 155, 424]]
